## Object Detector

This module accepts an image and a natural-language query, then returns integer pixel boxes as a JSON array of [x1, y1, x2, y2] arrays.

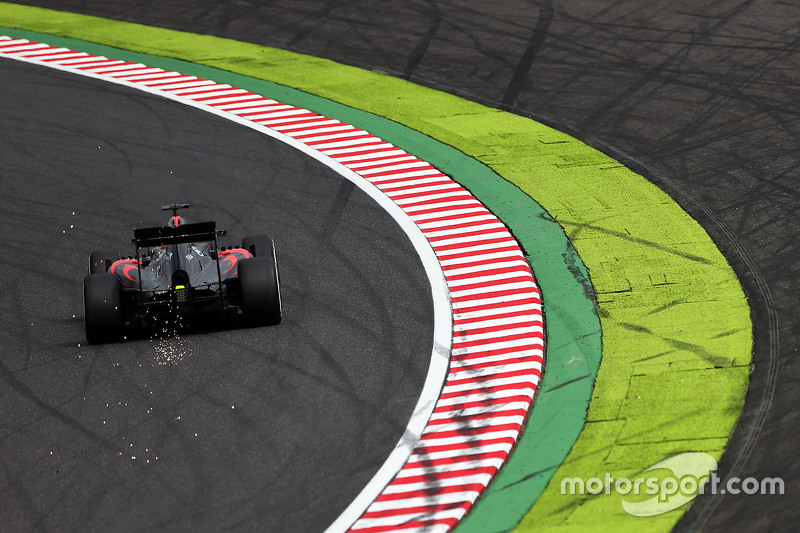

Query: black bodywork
[[117, 220, 248, 325]]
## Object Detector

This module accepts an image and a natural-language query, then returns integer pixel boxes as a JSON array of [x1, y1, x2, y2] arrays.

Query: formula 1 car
[[83, 204, 281, 343]]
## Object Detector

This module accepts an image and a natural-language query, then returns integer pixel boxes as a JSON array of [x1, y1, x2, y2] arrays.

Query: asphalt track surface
[[5, 0, 799, 530], [0, 58, 435, 531]]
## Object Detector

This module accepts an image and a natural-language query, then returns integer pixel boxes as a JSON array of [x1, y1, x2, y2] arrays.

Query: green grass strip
[[0, 3, 752, 532]]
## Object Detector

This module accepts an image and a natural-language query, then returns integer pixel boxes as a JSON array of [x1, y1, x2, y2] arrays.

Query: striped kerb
[[0, 37, 545, 533]]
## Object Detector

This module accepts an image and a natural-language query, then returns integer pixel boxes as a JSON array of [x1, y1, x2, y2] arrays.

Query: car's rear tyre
[[241, 235, 275, 259], [238, 256, 282, 326], [84, 273, 124, 343], [89, 249, 118, 275]]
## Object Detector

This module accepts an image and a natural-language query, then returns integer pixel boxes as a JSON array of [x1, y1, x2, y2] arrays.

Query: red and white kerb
[[0, 36, 544, 533]]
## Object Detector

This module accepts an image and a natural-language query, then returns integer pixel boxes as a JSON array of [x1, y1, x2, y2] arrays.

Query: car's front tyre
[[89, 249, 119, 275], [241, 234, 275, 259]]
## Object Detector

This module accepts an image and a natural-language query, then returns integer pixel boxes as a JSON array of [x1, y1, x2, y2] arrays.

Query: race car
[[83, 204, 281, 343]]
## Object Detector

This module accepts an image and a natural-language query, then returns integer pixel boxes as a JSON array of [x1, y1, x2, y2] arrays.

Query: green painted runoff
[[0, 17, 601, 532]]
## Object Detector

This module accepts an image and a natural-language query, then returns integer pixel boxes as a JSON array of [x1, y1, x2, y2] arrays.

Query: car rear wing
[[133, 221, 218, 247]]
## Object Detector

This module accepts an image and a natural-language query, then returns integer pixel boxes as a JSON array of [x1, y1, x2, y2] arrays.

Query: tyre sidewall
[[238, 256, 281, 325], [84, 273, 124, 343]]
